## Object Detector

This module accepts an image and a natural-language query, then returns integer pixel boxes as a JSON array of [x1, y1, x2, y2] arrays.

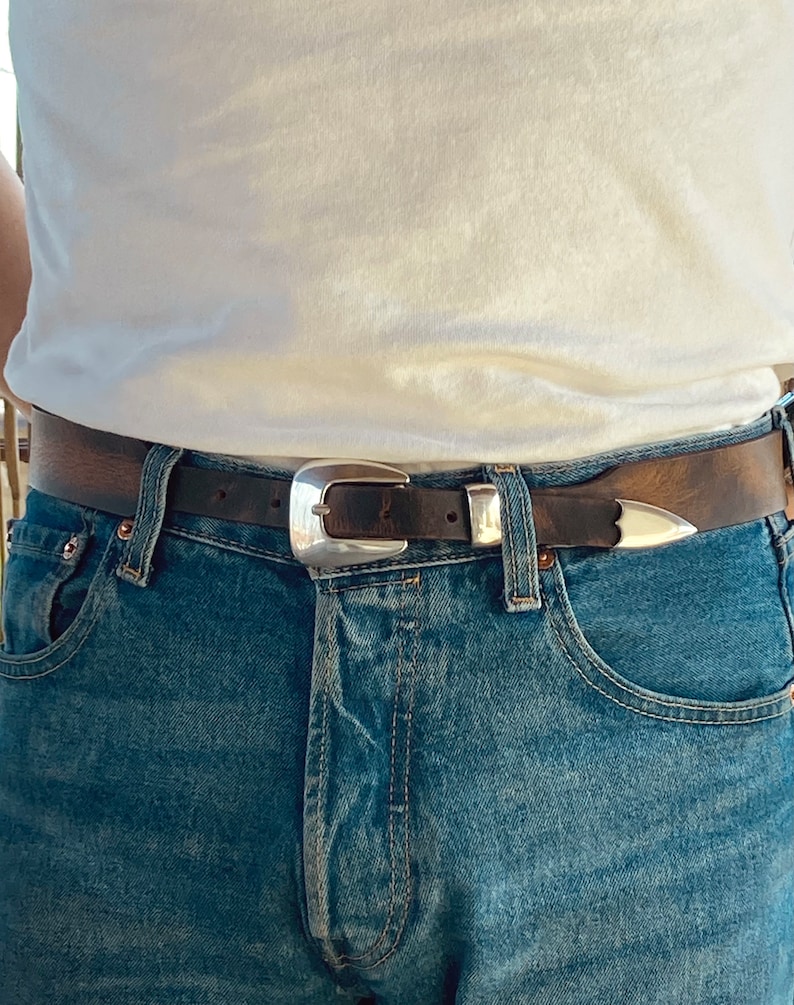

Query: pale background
[[1, 0, 26, 557], [0, 1, 15, 166]]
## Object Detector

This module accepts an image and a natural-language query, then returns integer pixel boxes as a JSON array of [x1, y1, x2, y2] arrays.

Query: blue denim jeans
[[2, 407, 794, 1004]]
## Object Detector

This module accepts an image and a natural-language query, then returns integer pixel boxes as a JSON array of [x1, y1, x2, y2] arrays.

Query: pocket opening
[[544, 518, 794, 724], [0, 510, 121, 678]]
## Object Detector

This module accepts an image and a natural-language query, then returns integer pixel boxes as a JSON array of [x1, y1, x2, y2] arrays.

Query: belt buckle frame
[[289, 459, 410, 568]]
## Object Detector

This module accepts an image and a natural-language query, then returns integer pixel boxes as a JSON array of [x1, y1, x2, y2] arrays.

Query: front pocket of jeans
[[545, 515, 794, 723], [0, 500, 119, 679]]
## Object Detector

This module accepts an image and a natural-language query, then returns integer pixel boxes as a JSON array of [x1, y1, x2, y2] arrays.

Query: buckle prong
[[290, 459, 410, 568]]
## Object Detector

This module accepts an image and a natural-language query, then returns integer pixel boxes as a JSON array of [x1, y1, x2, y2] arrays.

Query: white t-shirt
[[5, 1, 794, 470]]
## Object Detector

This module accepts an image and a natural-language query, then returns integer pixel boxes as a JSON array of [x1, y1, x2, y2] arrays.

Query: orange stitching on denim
[[515, 467, 539, 602], [336, 572, 419, 969], [322, 574, 420, 596], [499, 470, 539, 609], [318, 555, 486, 578], [547, 611, 792, 725], [364, 569, 419, 969], [356, 615, 417, 971], [312, 595, 336, 963], [118, 564, 142, 578], [498, 475, 520, 605], [317, 555, 491, 581], [0, 587, 112, 680], [0, 532, 119, 679], [120, 446, 179, 582], [543, 573, 792, 724], [165, 524, 496, 574], [767, 518, 794, 671], [337, 573, 414, 965], [164, 525, 297, 565]]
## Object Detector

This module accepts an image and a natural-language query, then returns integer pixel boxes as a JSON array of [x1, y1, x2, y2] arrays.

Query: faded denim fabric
[[1, 407, 794, 1004]]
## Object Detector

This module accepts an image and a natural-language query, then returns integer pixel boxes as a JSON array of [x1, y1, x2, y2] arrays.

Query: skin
[[0, 150, 32, 422]]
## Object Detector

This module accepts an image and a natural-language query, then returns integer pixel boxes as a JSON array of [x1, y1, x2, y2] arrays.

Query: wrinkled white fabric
[[5, 1, 794, 468]]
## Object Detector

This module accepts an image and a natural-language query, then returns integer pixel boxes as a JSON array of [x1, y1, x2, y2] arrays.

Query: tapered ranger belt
[[26, 405, 791, 568]]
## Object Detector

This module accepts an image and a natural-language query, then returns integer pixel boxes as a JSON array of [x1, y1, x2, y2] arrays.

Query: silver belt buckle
[[289, 459, 410, 568], [288, 460, 696, 566]]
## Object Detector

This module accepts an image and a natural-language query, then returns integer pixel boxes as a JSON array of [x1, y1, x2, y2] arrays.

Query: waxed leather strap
[[27, 406, 789, 549]]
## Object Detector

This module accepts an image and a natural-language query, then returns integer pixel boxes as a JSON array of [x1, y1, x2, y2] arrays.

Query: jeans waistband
[[182, 408, 784, 490], [26, 403, 776, 593]]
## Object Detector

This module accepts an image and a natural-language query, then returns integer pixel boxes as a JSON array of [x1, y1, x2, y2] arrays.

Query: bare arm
[[0, 152, 31, 421]]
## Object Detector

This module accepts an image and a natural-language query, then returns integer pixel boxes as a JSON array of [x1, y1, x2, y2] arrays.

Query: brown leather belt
[[27, 406, 790, 563]]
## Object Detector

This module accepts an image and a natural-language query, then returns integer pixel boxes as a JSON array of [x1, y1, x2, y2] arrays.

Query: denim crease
[[1, 407, 793, 1003]]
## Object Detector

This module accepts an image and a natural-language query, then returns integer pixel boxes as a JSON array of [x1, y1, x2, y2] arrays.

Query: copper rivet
[[117, 519, 135, 541], [790, 683, 794, 704], [537, 548, 556, 570], [62, 536, 79, 559]]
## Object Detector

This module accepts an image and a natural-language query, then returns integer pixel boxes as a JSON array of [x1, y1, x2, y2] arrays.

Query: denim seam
[[336, 603, 402, 965], [312, 572, 403, 969], [514, 468, 535, 604], [7, 513, 91, 561], [118, 446, 183, 582], [164, 525, 301, 565], [118, 563, 141, 579], [313, 598, 335, 962], [7, 542, 79, 560], [356, 573, 417, 971], [548, 562, 790, 713], [768, 522, 794, 673], [764, 521, 794, 566], [517, 409, 774, 482], [311, 552, 494, 580], [335, 572, 417, 968], [546, 566, 794, 723], [510, 480, 522, 598], [119, 484, 154, 580], [547, 610, 792, 725], [166, 524, 500, 576], [489, 466, 519, 605], [320, 575, 420, 596], [0, 592, 110, 680]]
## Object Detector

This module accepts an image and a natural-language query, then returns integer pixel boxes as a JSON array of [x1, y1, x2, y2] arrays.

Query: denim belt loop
[[483, 463, 542, 613], [116, 443, 185, 588], [772, 403, 794, 472]]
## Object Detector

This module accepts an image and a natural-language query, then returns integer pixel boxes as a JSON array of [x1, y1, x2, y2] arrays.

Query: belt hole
[[215, 488, 227, 501], [446, 511, 459, 524], [270, 497, 282, 509]]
